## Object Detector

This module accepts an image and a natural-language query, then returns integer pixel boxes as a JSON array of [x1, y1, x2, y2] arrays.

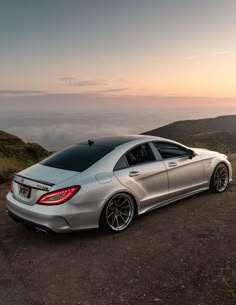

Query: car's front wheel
[[210, 163, 229, 193], [100, 193, 135, 232]]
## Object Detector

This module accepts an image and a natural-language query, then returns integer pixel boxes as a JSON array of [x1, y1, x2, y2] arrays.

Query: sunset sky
[[1, 0, 236, 98], [1, 0, 236, 149]]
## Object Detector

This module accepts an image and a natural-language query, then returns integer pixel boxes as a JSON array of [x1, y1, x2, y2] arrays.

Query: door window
[[153, 142, 188, 159], [125, 143, 156, 166], [114, 156, 128, 171]]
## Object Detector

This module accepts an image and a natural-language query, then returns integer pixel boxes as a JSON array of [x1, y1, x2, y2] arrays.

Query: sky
[[0, 0, 236, 150]]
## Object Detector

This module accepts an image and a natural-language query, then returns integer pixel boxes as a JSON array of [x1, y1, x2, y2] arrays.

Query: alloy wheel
[[214, 164, 229, 192], [105, 193, 134, 232]]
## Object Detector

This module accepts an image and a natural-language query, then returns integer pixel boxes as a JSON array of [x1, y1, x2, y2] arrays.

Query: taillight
[[10, 181, 13, 193], [37, 186, 80, 205]]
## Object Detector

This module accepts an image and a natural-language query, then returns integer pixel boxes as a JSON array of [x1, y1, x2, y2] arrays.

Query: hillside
[[0, 130, 24, 145], [0, 131, 50, 183], [180, 130, 236, 153], [143, 115, 236, 153], [144, 115, 236, 139]]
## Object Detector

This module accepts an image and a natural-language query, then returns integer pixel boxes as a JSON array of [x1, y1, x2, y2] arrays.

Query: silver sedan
[[6, 135, 233, 233]]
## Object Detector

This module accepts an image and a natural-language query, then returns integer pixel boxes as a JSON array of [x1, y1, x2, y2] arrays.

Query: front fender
[[207, 157, 233, 185]]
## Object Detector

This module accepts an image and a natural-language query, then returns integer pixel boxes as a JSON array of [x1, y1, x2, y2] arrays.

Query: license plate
[[19, 185, 31, 198]]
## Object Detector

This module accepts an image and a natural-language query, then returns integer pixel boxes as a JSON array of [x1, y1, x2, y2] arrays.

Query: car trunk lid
[[12, 164, 79, 205]]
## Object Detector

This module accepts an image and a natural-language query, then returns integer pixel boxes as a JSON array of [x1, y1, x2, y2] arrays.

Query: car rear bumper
[[6, 209, 53, 234], [6, 197, 71, 233], [6, 192, 101, 233]]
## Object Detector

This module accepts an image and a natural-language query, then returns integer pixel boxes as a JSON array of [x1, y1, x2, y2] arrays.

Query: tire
[[99, 193, 135, 233], [209, 163, 229, 193]]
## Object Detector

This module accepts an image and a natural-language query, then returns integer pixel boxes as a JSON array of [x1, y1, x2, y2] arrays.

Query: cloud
[[1, 93, 236, 150], [96, 87, 130, 93], [0, 90, 45, 95], [60, 77, 107, 87]]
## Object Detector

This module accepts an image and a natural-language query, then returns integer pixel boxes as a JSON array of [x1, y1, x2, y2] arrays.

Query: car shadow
[[4, 186, 233, 247]]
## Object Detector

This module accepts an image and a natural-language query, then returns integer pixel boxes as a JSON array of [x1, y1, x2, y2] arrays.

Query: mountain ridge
[[143, 114, 236, 154], [143, 115, 236, 140]]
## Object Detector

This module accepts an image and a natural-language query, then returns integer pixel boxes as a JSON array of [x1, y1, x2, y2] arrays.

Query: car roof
[[79, 135, 140, 148], [79, 135, 162, 148]]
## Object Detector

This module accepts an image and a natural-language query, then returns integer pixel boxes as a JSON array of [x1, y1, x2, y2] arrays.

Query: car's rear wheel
[[210, 163, 229, 193], [100, 193, 135, 232]]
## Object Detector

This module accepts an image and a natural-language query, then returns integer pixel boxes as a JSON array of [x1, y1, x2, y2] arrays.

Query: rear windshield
[[40, 144, 113, 172]]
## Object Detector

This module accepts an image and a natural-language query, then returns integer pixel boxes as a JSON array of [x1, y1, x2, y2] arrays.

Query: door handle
[[129, 171, 140, 177], [168, 162, 177, 167]]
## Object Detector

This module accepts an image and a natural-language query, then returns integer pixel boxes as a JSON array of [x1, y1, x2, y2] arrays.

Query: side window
[[125, 143, 156, 167], [153, 142, 188, 159], [114, 156, 128, 171]]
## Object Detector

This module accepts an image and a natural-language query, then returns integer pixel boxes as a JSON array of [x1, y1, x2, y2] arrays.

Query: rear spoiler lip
[[13, 174, 54, 191]]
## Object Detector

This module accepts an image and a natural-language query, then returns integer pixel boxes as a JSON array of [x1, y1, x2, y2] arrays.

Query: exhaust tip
[[33, 227, 49, 235]]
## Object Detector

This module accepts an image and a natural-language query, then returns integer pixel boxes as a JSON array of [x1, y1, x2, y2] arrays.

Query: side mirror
[[187, 149, 195, 159]]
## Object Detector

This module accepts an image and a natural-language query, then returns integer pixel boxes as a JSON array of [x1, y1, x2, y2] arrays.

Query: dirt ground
[[0, 156, 236, 305]]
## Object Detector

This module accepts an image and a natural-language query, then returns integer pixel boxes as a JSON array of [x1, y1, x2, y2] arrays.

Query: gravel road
[[0, 155, 236, 305]]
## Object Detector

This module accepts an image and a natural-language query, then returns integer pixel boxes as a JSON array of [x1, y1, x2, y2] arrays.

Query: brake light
[[10, 181, 13, 193], [37, 186, 80, 205]]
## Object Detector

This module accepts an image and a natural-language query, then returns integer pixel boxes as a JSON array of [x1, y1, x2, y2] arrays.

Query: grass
[[181, 141, 236, 155], [0, 156, 34, 171], [0, 141, 50, 184], [180, 131, 236, 155], [0, 156, 35, 184]]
